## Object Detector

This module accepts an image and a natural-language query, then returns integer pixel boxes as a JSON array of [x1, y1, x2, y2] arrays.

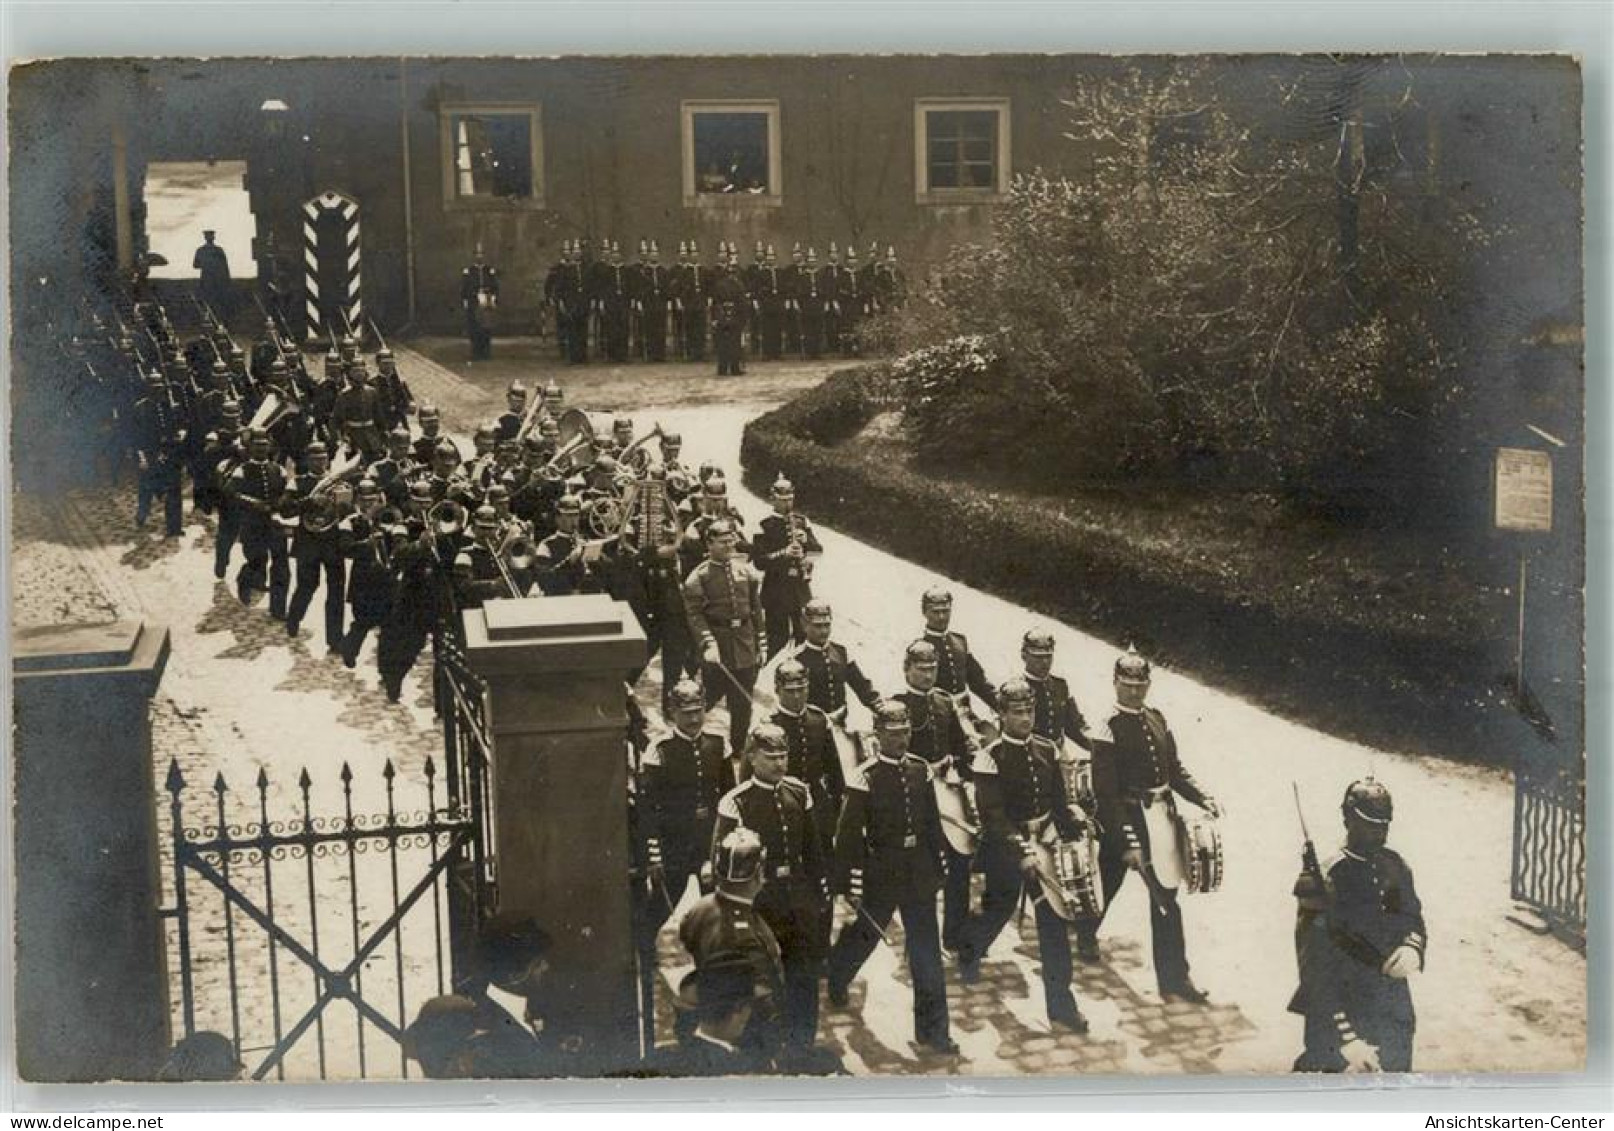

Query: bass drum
[[1176, 812, 1224, 895]]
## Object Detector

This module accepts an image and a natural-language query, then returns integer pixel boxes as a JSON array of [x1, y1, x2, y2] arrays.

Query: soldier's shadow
[[120, 528, 186, 570], [193, 583, 283, 662]]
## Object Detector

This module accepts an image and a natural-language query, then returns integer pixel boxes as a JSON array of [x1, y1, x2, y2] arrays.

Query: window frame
[[914, 97, 1012, 204], [438, 102, 545, 211], [681, 99, 783, 208]]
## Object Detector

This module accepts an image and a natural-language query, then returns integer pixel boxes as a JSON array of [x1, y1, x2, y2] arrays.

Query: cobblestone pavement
[[11, 340, 1585, 1081]]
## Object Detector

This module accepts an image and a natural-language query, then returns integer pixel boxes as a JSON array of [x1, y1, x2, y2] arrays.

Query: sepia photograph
[[6, 44, 1588, 1090]]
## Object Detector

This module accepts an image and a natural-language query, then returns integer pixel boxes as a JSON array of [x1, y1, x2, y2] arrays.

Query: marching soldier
[[824, 700, 957, 1055], [460, 244, 499, 361], [794, 599, 883, 723], [919, 587, 998, 712], [284, 441, 351, 651], [225, 429, 290, 617], [679, 828, 786, 1064], [683, 518, 767, 755], [132, 368, 187, 537], [1085, 649, 1221, 999], [894, 639, 977, 952], [766, 659, 844, 860], [750, 474, 823, 658], [339, 481, 399, 669], [373, 427, 417, 508], [413, 404, 462, 465], [329, 361, 384, 458], [679, 473, 748, 579], [532, 493, 595, 596], [1291, 778, 1426, 1074], [711, 724, 828, 1061], [373, 345, 415, 432], [495, 381, 529, 443], [1020, 628, 1091, 753], [201, 401, 246, 573], [956, 678, 1094, 1034], [642, 679, 736, 937]]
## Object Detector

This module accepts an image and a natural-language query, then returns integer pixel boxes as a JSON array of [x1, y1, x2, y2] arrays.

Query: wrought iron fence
[[1511, 749, 1586, 948]]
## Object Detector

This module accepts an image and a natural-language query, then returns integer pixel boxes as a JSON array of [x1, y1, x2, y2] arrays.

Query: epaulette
[[780, 775, 812, 807], [969, 747, 998, 776], [715, 780, 751, 820], [1029, 734, 1059, 759]]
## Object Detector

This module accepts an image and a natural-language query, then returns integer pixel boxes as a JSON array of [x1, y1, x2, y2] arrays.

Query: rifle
[[1293, 782, 1330, 898]]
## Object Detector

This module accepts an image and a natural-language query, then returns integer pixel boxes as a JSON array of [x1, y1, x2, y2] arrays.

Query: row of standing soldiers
[[531, 239, 906, 366]]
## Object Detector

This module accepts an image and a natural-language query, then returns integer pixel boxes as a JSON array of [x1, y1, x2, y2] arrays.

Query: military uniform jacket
[[711, 777, 824, 893], [768, 706, 844, 819], [330, 384, 382, 433], [834, 753, 946, 901], [1026, 673, 1090, 751], [922, 629, 997, 707], [895, 686, 973, 776], [1088, 705, 1207, 856], [679, 892, 785, 1000], [632, 264, 671, 308], [971, 735, 1085, 860], [1289, 848, 1426, 1041], [588, 263, 633, 312], [670, 264, 709, 311], [750, 513, 823, 602], [133, 392, 186, 459], [711, 272, 749, 324], [460, 264, 499, 307], [794, 640, 881, 719], [227, 458, 288, 519], [682, 558, 766, 669], [413, 433, 463, 466], [643, 728, 734, 867]]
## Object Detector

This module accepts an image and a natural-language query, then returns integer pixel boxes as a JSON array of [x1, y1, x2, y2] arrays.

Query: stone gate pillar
[[13, 620, 171, 1081], [461, 595, 647, 1074]]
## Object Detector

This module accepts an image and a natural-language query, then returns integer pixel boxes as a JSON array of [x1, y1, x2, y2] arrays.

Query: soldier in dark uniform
[[329, 361, 384, 458], [373, 346, 415, 432], [591, 241, 633, 363], [711, 251, 750, 377], [494, 381, 528, 443], [225, 429, 290, 617], [373, 427, 416, 508], [824, 700, 957, 1055], [754, 245, 788, 360], [671, 241, 709, 362], [920, 587, 998, 712], [872, 245, 906, 314], [200, 400, 244, 562], [1020, 628, 1091, 753], [782, 244, 808, 357], [552, 239, 591, 365], [767, 659, 844, 861], [817, 244, 844, 357], [750, 474, 823, 658], [1086, 649, 1222, 1001], [678, 474, 748, 580], [1291, 778, 1426, 1074], [683, 518, 767, 755], [796, 247, 829, 360], [795, 599, 883, 723], [376, 510, 440, 704], [642, 680, 736, 938], [633, 240, 672, 362], [339, 481, 399, 669], [132, 369, 187, 536], [743, 241, 766, 356], [956, 678, 1094, 1033], [711, 724, 828, 1061], [836, 245, 870, 357], [284, 441, 351, 651], [678, 828, 785, 1065], [894, 640, 977, 952], [533, 493, 596, 596], [460, 244, 499, 361], [193, 229, 232, 318], [632, 501, 696, 714]]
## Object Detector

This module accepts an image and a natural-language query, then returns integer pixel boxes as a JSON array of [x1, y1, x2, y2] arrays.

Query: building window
[[439, 105, 544, 208], [682, 100, 782, 206], [915, 98, 1011, 203]]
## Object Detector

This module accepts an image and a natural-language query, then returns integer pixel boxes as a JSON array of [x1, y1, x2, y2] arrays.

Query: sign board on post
[[1495, 447, 1553, 533]]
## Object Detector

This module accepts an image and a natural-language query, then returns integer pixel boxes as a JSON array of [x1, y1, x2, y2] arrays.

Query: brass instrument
[[616, 473, 682, 554], [246, 391, 297, 436], [537, 408, 596, 480], [616, 422, 663, 476]]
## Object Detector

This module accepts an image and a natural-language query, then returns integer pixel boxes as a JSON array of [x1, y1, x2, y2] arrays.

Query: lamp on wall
[[260, 98, 289, 140]]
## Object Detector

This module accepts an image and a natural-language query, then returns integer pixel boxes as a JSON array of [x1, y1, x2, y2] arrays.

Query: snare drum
[[1175, 811, 1224, 894]]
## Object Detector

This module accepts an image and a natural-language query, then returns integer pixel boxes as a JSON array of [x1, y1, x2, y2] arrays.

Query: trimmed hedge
[[741, 367, 1522, 766]]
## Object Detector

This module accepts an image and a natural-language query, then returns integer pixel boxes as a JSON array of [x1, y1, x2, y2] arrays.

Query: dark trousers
[[1088, 844, 1192, 993], [378, 604, 432, 701], [680, 312, 707, 362], [465, 310, 492, 360], [763, 599, 807, 661], [759, 307, 784, 359], [714, 325, 745, 376], [642, 304, 669, 361], [1297, 1012, 1414, 1073], [214, 505, 240, 578], [602, 308, 630, 362], [756, 883, 825, 1051], [800, 312, 825, 359], [703, 660, 756, 755], [239, 521, 290, 618], [645, 611, 695, 712], [341, 605, 387, 668], [941, 847, 972, 952], [827, 887, 950, 1047], [958, 850, 1078, 1019], [137, 461, 184, 536], [287, 546, 347, 648], [563, 310, 590, 364]]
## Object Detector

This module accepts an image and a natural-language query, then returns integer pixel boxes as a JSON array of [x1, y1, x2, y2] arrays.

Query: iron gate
[[163, 649, 496, 1080], [1510, 747, 1586, 948]]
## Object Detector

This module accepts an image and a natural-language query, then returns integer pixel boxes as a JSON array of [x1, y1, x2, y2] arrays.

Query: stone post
[[13, 620, 171, 1081], [461, 595, 646, 1074]]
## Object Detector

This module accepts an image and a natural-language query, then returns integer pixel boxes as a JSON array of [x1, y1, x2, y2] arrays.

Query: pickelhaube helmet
[[388, 425, 411, 442], [905, 640, 940, 666], [921, 586, 953, 610], [356, 477, 380, 497], [556, 493, 582, 515], [806, 246, 819, 265], [325, 349, 341, 366], [408, 479, 435, 502], [668, 679, 705, 712], [543, 380, 563, 401], [434, 439, 460, 462], [753, 240, 765, 258], [377, 346, 395, 360], [774, 658, 809, 690], [845, 244, 859, 263], [747, 722, 789, 755], [486, 483, 511, 503], [874, 699, 911, 730], [454, 551, 474, 571], [538, 417, 561, 438], [219, 399, 242, 418], [305, 440, 329, 459], [474, 423, 496, 441], [886, 245, 897, 262], [507, 379, 528, 397], [1114, 645, 1151, 685], [1342, 778, 1393, 825], [698, 459, 722, 481], [770, 473, 794, 499], [1022, 628, 1056, 655], [268, 357, 288, 375], [661, 430, 682, 446], [473, 505, 499, 529], [997, 677, 1036, 708], [638, 238, 648, 257], [803, 598, 832, 623], [418, 403, 441, 421], [521, 432, 548, 454], [209, 359, 229, 378], [706, 517, 737, 540], [712, 827, 766, 891], [613, 416, 634, 436], [702, 475, 729, 498]]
